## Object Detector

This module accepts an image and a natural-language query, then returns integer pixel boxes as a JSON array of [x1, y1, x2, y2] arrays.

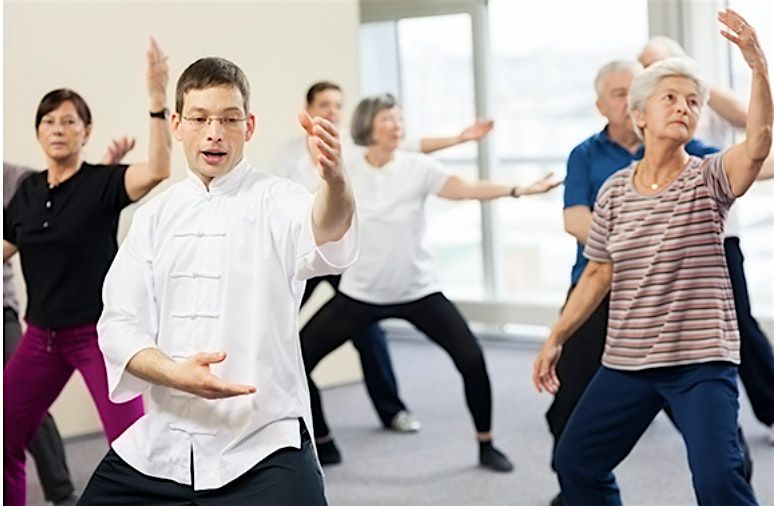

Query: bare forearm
[[126, 347, 179, 389], [563, 207, 592, 244], [745, 67, 773, 162], [549, 262, 612, 345], [147, 107, 172, 184], [420, 136, 461, 154], [313, 176, 355, 244]]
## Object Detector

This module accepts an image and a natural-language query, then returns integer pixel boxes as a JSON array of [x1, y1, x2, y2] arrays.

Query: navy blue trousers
[[726, 237, 774, 426], [555, 363, 757, 506], [301, 276, 406, 427]]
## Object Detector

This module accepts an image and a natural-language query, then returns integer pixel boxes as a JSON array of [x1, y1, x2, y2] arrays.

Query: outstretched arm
[[438, 172, 561, 201], [719, 9, 773, 197], [420, 119, 495, 154]]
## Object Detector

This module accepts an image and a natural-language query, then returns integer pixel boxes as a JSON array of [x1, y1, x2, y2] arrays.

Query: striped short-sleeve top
[[584, 152, 739, 371]]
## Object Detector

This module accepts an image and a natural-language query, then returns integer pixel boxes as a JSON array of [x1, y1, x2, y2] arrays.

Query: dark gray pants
[[79, 422, 327, 505], [3, 306, 75, 502]]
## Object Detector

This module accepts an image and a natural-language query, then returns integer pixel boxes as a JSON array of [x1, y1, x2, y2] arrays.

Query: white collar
[[185, 158, 251, 196]]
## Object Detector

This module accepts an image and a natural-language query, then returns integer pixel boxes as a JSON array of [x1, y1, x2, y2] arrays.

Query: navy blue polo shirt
[[564, 126, 719, 285]]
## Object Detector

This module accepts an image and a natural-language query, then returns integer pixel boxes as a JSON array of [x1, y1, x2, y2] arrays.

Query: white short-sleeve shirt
[[338, 150, 450, 304], [97, 159, 358, 490], [272, 133, 423, 194]]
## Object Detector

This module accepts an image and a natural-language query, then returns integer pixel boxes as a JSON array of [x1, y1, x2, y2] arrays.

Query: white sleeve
[[420, 155, 452, 195], [268, 179, 359, 282], [97, 208, 159, 403], [399, 136, 422, 153]]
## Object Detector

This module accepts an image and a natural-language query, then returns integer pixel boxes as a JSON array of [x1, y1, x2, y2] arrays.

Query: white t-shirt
[[338, 150, 451, 304], [98, 159, 358, 490], [273, 133, 423, 194]]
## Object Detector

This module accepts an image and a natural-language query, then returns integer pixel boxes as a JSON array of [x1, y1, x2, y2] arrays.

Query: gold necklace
[[636, 159, 685, 191]]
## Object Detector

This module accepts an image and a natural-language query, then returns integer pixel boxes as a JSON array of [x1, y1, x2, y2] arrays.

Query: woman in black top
[[2, 38, 172, 506]]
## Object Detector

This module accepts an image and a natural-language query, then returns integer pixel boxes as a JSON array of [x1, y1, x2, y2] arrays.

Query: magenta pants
[[3, 322, 144, 506]]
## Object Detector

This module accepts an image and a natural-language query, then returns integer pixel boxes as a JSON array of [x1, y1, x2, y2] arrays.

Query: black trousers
[[78, 421, 326, 506], [302, 276, 406, 426], [301, 291, 492, 437], [3, 306, 74, 502], [726, 237, 774, 426]]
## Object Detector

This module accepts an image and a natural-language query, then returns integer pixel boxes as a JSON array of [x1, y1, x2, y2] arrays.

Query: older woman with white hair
[[533, 9, 770, 505]]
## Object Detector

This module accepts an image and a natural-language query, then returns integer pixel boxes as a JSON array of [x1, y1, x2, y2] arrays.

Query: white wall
[[4, 0, 362, 437]]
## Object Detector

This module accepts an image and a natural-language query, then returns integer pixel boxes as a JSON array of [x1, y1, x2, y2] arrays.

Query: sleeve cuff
[[295, 211, 360, 280]]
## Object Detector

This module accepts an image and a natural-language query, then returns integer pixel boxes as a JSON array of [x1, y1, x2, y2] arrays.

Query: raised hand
[[147, 37, 169, 109], [101, 136, 136, 165], [459, 119, 495, 143], [518, 172, 562, 196], [299, 111, 344, 182], [173, 351, 256, 400], [718, 8, 767, 72]]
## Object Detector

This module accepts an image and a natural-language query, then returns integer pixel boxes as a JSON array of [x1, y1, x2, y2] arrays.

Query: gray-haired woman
[[533, 9, 769, 505], [301, 93, 559, 472]]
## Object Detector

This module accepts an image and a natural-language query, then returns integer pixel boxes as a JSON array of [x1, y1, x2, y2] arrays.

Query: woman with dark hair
[[2, 38, 172, 506], [301, 92, 559, 472], [533, 9, 769, 505]]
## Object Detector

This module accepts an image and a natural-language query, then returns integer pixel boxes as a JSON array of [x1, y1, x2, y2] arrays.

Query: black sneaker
[[316, 439, 342, 466], [479, 444, 513, 473], [549, 492, 564, 506]]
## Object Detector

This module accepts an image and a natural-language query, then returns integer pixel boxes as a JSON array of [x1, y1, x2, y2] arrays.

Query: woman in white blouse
[[301, 93, 559, 472]]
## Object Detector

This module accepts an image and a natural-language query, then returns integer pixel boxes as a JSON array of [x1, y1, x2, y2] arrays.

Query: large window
[[489, 0, 648, 306], [359, 1, 649, 307]]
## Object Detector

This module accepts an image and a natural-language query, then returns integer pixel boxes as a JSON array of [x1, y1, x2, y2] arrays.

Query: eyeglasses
[[182, 116, 248, 130]]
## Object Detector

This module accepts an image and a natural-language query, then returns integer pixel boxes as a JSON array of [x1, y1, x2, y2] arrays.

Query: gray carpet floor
[[27, 337, 774, 505]]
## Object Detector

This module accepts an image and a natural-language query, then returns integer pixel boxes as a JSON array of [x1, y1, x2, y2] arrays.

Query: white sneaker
[[390, 410, 421, 433]]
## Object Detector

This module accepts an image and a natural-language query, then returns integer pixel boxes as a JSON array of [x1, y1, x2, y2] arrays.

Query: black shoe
[[549, 492, 564, 506], [479, 443, 513, 473], [316, 439, 342, 466]]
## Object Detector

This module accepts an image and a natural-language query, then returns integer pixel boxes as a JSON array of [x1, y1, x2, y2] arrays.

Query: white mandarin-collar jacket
[[97, 159, 358, 490]]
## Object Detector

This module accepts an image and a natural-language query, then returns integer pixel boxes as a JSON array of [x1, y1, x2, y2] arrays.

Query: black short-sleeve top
[[4, 162, 132, 328]]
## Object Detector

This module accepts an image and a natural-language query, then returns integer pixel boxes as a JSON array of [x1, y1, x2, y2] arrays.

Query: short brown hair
[[35, 89, 92, 131], [175, 57, 250, 114], [351, 93, 399, 146], [306, 81, 342, 106]]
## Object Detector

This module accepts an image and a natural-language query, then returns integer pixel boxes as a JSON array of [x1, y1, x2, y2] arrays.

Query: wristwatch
[[149, 108, 169, 119]]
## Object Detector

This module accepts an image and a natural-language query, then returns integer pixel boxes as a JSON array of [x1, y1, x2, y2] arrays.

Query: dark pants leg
[[557, 365, 758, 506], [662, 364, 757, 506], [555, 367, 664, 506], [545, 288, 609, 458], [350, 324, 406, 426], [724, 237, 774, 426], [302, 277, 407, 428], [80, 422, 326, 506], [301, 293, 380, 438], [400, 293, 493, 433], [3, 307, 74, 502]]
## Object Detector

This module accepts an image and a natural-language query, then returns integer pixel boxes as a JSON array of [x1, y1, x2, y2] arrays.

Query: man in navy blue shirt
[[546, 60, 722, 506]]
